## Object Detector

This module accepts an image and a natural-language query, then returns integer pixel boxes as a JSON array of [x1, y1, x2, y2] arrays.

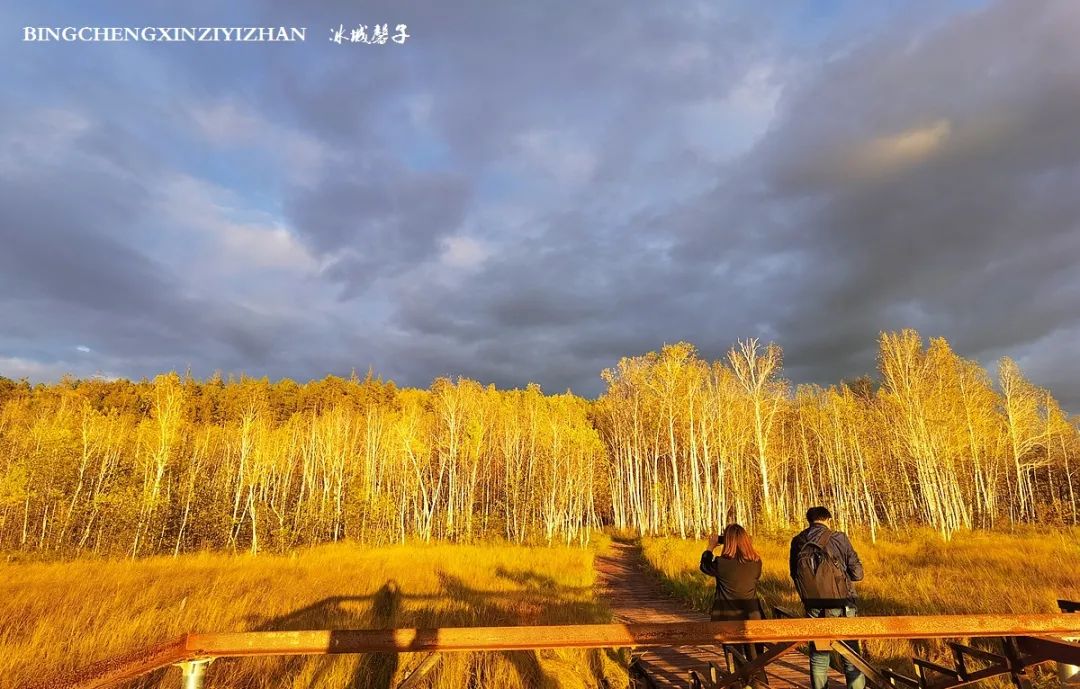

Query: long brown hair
[[720, 523, 761, 562]]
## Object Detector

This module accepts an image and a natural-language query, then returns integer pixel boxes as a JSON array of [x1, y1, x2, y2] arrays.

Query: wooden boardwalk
[[595, 541, 837, 689]]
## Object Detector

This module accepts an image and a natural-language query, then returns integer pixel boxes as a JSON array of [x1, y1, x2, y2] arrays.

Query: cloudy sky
[[3, 1, 1080, 407]]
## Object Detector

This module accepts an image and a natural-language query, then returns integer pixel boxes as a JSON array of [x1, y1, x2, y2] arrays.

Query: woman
[[700, 523, 768, 687]]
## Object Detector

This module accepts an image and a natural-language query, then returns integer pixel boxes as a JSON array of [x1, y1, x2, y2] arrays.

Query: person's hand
[[707, 534, 719, 551]]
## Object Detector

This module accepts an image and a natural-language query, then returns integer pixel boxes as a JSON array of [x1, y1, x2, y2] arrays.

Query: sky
[[2, 1, 1080, 408]]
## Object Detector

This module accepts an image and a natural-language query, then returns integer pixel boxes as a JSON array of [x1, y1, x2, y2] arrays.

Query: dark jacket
[[700, 550, 765, 621], [788, 523, 863, 606]]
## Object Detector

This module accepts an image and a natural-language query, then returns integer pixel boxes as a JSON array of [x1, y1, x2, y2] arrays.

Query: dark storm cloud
[[385, 200, 781, 394], [270, 1, 772, 300], [4, 0, 1080, 410], [0, 171, 164, 314], [368, 0, 1080, 405], [0, 111, 315, 377], [286, 159, 471, 294], [744, 0, 1080, 402], [255, 0, 768, 160]]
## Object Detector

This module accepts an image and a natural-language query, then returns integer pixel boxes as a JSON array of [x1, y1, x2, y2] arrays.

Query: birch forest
[[0, 329, 1076, 557]]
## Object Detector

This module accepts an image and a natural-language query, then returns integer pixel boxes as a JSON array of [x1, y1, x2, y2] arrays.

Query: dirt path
[[595, 541, 824, 689]]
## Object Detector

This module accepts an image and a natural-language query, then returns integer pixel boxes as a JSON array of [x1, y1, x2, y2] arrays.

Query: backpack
[[793, 528, 850, 608]]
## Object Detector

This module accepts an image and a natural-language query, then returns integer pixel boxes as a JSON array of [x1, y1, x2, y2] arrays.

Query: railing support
[[832, 641, 888, 689], [396, 652, 442, 689], [628, 654, 660, 689], [1001, 637, 1033, 689], [176, 659, 211, 689], [714, 642, 797, 689], [1059, 599, 1080, 685]]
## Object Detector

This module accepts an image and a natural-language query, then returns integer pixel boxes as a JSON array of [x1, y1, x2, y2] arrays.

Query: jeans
[[807, 606, 865, 689]]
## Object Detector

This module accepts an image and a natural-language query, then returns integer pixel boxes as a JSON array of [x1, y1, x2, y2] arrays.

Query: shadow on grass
[[236, 570, 620, 689]]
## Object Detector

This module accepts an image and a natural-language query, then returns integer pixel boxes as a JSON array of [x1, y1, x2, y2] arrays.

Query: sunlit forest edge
[[1, 328, 1077, 559]]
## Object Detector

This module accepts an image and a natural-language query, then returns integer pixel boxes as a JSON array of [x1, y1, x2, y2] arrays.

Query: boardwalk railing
[[34, 610, 1080, 689]]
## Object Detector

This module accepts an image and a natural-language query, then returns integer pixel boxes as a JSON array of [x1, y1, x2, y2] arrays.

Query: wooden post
[[176, 660, 210, 689], [1058, 599, 1080, 685]]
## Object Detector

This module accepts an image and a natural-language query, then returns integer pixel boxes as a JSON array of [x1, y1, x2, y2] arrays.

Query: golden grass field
[[641, 527, 1080, 686], [1, 538, 625, 689], [5, 528, 1078, 689]]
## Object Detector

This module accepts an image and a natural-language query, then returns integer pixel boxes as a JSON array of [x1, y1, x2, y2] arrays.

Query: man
[[789, 506, 865, 689]]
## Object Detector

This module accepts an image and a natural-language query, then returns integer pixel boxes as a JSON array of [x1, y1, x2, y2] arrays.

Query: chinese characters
[[329, 23, 409, 45]]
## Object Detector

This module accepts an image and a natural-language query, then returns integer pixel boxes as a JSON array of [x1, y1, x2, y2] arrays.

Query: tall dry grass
[[642, 528, 1080, 685], [2, 538, 625, 689]]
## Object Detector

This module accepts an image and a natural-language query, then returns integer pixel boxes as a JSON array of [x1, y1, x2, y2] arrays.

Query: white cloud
[[0, 108, 91, 173], [157, 174, 319, 274], [847, 118, 952, 178], [515, 129, 597, 185], [440, 236, 492, 270], [189, 101, 328, 185], [76, 345, 91, 353], [683, 63, 782, 161], [223, 223, 319, 272], [190, 102, 262, 145], [407, 93, 435, 126], [664, 41, 711, 73], [0, 356, 60, 379], [0, 356, 117, 381]]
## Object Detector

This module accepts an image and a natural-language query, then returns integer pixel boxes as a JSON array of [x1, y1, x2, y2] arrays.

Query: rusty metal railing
[[686, 602, 1080, 689], [32, 611, 1080, 689]]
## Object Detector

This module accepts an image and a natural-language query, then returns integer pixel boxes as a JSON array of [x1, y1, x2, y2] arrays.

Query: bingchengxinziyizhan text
[[22, 26, 308, 42]]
